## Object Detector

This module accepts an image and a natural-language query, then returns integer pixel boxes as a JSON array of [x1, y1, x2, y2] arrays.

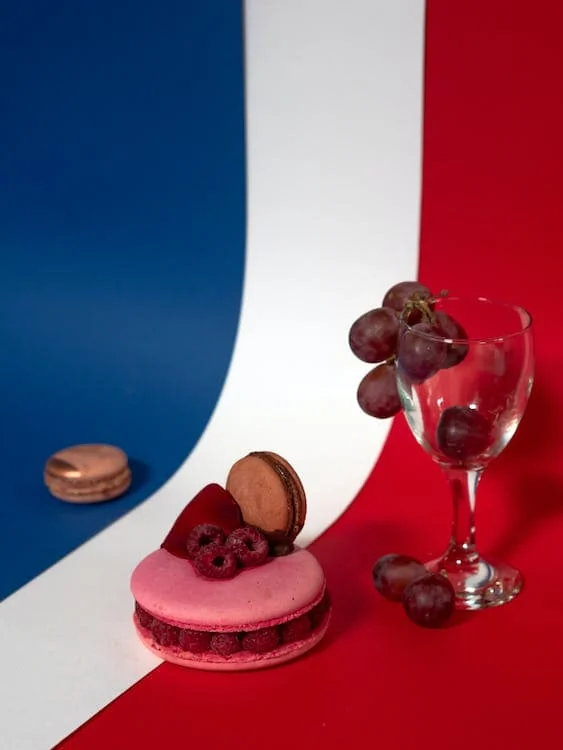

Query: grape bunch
[[349, 281, 468, 419], [372, 553, 455, 628]]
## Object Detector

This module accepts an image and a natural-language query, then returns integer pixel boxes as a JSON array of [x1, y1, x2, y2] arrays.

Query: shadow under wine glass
[[396, 296, 534, 610]]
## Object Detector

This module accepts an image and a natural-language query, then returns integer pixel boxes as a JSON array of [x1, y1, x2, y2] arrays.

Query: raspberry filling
[[134, 590, 330, 657]]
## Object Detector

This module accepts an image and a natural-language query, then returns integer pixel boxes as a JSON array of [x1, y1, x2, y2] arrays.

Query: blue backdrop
[[0, 1, 246, 599]]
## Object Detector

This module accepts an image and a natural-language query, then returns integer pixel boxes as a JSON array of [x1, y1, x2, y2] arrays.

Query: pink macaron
[[130, 456, 331, 671]]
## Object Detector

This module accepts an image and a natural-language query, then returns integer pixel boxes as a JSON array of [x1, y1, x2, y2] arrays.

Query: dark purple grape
[[402, 573, 455, 628], [266, 531, 294, 557], [348, 307, 400, 363], [398, 323, 447, 383], [433, 311, 469, 369], [437, 406, 493, 462], [357, 363, 401, 419], [372, 553, 427, 601], [382, 281, 432, 314]]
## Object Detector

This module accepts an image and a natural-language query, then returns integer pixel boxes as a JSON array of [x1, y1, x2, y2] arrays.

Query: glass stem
[[441, 467, 483, 567]]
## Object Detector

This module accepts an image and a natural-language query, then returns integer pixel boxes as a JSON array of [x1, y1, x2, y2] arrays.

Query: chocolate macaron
[[44, 444, 132, 503], [225, 451, 307, 545]]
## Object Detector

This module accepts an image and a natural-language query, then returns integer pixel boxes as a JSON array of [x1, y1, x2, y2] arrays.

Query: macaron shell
[[133, 613, 331, 672], [45, 444, 129, 481], [259, 451, 307, 538], [46, 467, 132, 503], [225, 452, 306, 540], [131, 546, 325, 631]]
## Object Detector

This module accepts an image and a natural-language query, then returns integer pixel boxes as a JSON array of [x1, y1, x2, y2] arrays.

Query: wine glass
[[395, 296, 534, 610]]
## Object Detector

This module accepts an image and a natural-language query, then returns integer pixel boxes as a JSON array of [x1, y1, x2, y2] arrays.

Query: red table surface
[[58, 1, 563, 748]]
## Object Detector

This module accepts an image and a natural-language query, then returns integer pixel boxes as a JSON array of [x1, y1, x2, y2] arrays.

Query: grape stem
[[400, 289, 450, 326], [401, 296, 434, 324]]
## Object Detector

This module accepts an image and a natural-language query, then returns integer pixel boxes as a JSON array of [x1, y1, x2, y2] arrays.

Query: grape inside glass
[[396, 296, 534, 610]]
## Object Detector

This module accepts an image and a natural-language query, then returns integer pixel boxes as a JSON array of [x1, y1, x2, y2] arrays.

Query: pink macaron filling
[[134, 588, 331, 660]]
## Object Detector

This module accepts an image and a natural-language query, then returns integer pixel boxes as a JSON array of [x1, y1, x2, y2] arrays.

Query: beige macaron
[[44, 444, 132, 503], [226, 451, 307, 542]]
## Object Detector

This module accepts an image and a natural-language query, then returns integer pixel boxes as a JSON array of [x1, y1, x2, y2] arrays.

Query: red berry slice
[[161, 484, 243, 559]]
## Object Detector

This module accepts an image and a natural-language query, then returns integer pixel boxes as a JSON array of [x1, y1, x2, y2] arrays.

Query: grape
[[357, 362, 401, 419], [402, 573, 455, 628], [436, 406, 493, 462], [372, 553, 427, 602], [397, 322, 447, 383], [382, 281, 432, 324], [348, 307, 399, 363], [433, 311, 469, 369]]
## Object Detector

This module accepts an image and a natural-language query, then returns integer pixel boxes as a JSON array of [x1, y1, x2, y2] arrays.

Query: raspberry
[[280, 615, 311, 644], [241, 627, 280, 654], [226, 526, 269, 567], [135, 602, 153, 629], [152, 620, 179, 647], [178, 628, 212, 654], [309, 592, 331, 629], [194, 544, 238, 579], [186, 523, 225, 560], [210, 632, 242, 656]]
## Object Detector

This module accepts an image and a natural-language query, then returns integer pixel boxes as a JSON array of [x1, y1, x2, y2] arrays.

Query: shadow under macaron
[[127, 458, 151, 494]]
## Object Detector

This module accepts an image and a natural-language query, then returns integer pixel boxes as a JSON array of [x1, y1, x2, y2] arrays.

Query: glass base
[[426, 553, 523, 611]]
